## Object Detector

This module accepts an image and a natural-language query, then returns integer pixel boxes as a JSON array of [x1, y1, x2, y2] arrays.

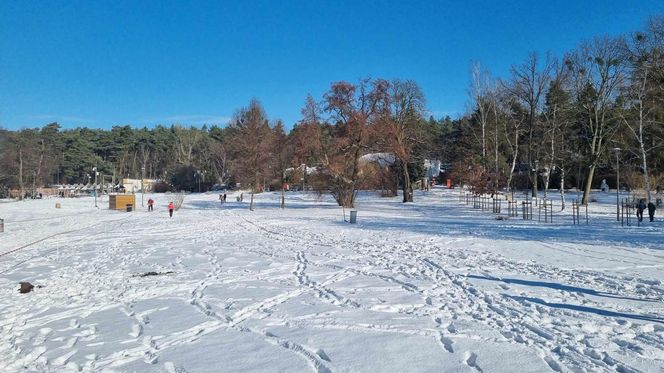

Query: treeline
[[459, 16, 664, 206], [0, 85, 450, 209], [1, 16, 662, 208]]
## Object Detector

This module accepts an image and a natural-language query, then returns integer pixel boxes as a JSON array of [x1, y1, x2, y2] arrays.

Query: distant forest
[[1, 16, 663, 208]]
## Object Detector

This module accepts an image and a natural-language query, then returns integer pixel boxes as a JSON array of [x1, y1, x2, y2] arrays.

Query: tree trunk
[[506, 154, 517, 192], [18, 149, 24, 200], [642, 143, 651, 203], [505, 125, 519, 192], [559, 169, 566, 211], [250, 190, 254, 211], [482, 120, 486, 160], [493, 103, 499, 188], [544, 123, 555, 199], [281, 186, 285, 209], [36, 140, 45, 186], [530, 171, 538, 198], [302, 165, 306, 192], [402, 161, 413, 203], [636, 105, 651, 203], [581, 165, 596, 205]]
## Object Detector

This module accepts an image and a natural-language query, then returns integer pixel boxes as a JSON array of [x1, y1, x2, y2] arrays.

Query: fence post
[[493, 198, 501, 214], [514, 200, 518, 217], [522, 201, 532, 220], [522, 201, 526, 220], [538, 200, 542, 222]]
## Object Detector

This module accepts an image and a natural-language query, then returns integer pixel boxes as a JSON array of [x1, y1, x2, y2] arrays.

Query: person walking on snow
[[148, 198, 154, 211], [168, 201, 174, 218], [637, 199, 646, 222], [648, 201, 656, 222]]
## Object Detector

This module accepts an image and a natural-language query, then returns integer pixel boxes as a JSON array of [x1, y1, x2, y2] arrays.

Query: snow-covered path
[[1, 189, 663, 372]]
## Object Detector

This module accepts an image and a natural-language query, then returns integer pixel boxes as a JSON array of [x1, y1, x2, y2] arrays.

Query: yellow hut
[[109, 194, 136, 211]]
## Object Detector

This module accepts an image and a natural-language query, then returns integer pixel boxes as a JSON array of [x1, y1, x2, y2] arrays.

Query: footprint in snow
[[69, 319, 80, 329], [53, 349, 78, 366], [316, 348, 331, 362], [129, 323, 143, 338], [464, 351, 482, 372], [32, 328, 52, 346], [63, 336, 79, 348], [439, 334, 454, 353], [144, 351, 159, 364]]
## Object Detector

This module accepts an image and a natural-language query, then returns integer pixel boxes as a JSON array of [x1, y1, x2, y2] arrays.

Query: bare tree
[[377, 79, 426, 202], [173, 126, 201, 165], [541, 63, 572, 208], [322, 79, 388, 208], [139, 143, 151, 179], [291, 94, 324, 190], [498, 91, 526, 192], [505, 52, 553, 198], [210, 141, 230, 185], [227, 99, 274, 211], [566, 37, 626, 205], [620, 21, 664, 203], [271, 120, 290, 208], [469, 62, 493, 163]]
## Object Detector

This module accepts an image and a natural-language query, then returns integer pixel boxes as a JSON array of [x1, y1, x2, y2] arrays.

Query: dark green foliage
[[152, 181, 173, 193], [170, 165, 199, 192]]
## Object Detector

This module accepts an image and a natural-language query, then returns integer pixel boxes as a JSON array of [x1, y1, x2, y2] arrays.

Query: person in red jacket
[[148, 198, 154, 212], [168, 201, 174, 218]]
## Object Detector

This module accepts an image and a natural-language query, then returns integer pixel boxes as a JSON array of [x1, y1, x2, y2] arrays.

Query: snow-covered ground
[[1, 188, 663, 372]]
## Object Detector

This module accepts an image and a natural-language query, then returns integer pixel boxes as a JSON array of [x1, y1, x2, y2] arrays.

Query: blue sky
[[1, 1, 662, 130]]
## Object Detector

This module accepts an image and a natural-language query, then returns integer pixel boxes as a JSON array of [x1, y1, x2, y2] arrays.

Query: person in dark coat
[[637, 199, 646, 222], [648, 201, 656, 222]]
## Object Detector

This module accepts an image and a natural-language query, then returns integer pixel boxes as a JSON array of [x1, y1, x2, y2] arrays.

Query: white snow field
[[1, 188, 663, 372]]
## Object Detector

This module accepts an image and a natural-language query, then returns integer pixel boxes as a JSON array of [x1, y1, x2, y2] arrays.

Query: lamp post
[[92, 167, 98, 207], [613, 148, 621, 221], [531, 160, 539, 202], [141, 166, 145, 207]]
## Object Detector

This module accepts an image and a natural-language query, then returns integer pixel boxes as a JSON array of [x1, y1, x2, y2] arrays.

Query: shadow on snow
[[504, 294, 664, 324], [468, 274, 661, 303]]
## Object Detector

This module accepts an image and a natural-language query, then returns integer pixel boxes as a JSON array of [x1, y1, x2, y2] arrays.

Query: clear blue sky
[[1, 1, 662, 130]]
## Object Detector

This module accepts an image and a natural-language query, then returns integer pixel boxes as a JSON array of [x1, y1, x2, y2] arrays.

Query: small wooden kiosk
[[109, 194, 136, 211]]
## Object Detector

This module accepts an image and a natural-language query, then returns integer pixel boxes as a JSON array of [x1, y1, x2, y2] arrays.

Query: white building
[[121, 178, 156, 193]]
